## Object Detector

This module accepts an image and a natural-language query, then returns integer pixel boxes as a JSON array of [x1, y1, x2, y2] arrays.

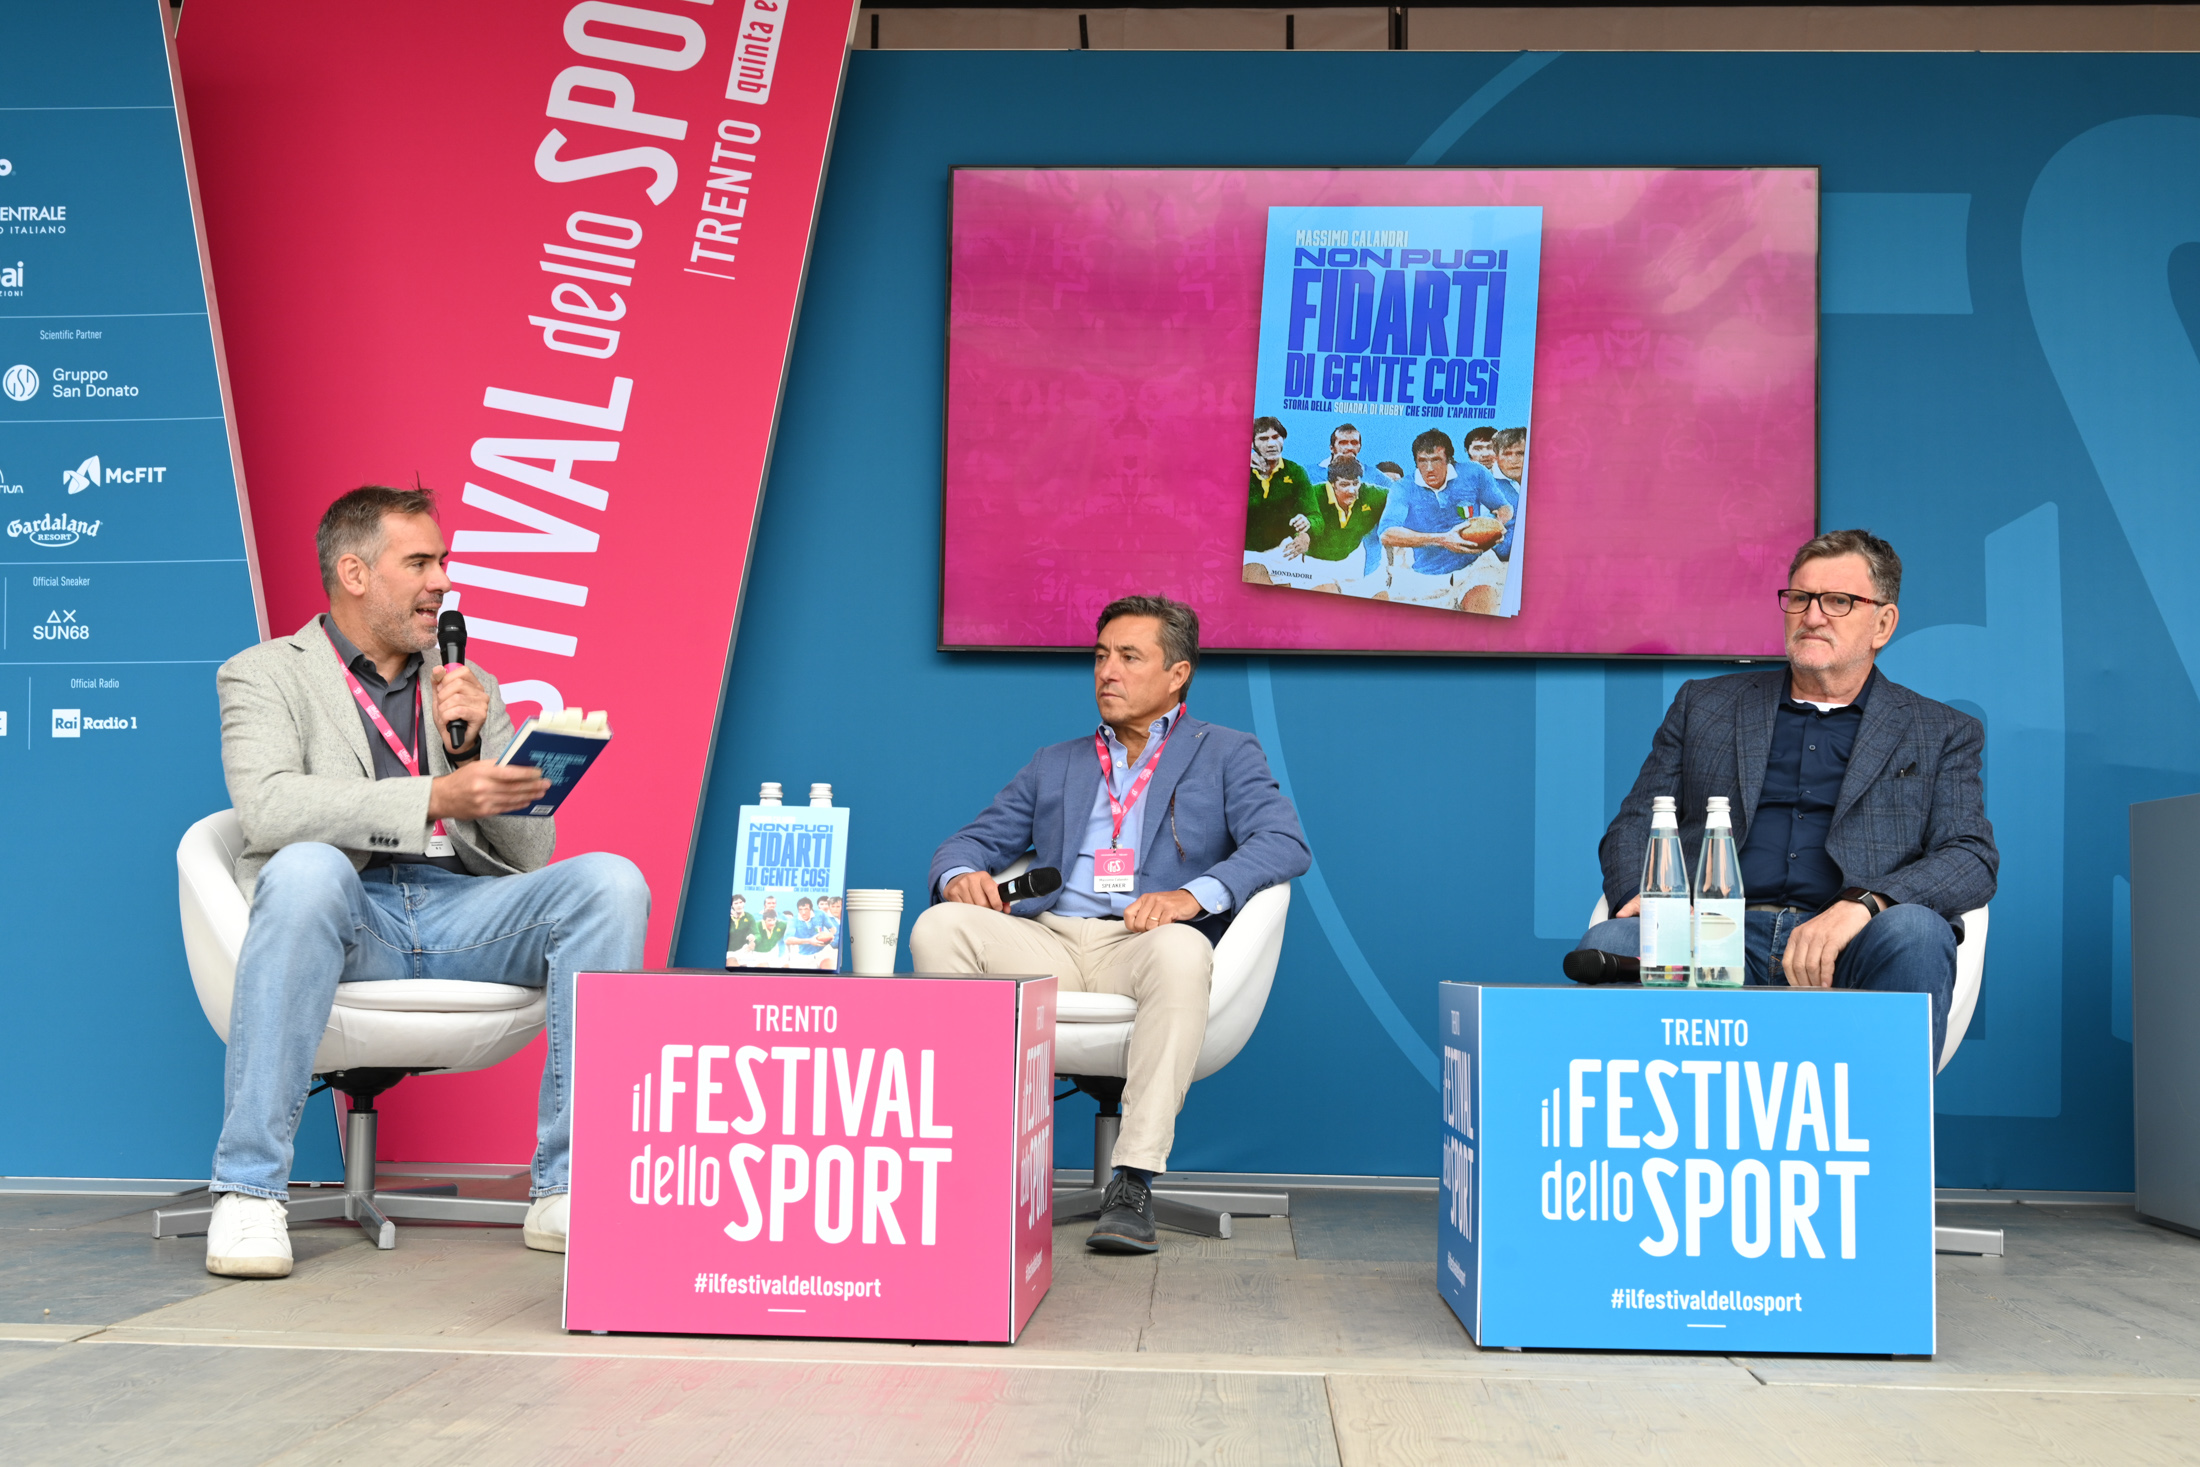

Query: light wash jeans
[[1578, 904, 1958, 1064], [210, 844, 649, 1200]]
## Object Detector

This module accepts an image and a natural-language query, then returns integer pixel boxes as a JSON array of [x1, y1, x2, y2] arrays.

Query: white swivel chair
[[1583, 893, 2000, 1256], [997, 855, 1293, 1239], [154, 811, 544, 1248]]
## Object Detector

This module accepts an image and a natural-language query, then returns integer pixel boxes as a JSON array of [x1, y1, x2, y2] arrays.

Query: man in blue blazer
[[914, 596, 1310, 1254], [1576, 530, 1999, 1064]]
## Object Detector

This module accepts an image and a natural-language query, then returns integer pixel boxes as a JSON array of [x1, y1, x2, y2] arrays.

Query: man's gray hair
[[317, 484, 438, 592], [1790, 528, 1902, 605], [1097, 594, 1200, 691]]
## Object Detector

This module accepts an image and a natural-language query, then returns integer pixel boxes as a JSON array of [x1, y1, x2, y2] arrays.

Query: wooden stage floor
[[2, 1184, 2195, 1464]]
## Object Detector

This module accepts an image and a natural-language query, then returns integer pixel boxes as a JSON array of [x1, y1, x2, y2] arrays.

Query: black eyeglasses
[[1777, 589, 1887, 617]]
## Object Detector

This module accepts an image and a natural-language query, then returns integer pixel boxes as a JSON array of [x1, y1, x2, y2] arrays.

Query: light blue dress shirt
[[942, 704, 1233, 918]]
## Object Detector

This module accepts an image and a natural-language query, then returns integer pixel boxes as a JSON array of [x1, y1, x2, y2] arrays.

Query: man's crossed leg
[[207, 843, 647, 1276]]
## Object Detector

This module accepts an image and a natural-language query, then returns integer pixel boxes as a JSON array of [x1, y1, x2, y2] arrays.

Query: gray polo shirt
[[321, 614, 472, 874]]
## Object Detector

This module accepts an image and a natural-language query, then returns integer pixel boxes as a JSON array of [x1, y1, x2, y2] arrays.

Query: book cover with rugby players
[[727, 801, 850, 972], [1244, 205, 1543, 619]]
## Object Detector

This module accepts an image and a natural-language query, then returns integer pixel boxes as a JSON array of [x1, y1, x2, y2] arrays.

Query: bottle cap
[[1652, 796, 1677, 812], [1707, 796, 1730, 811], [809, 783, 833, 807], [759, 781, 783, 806]]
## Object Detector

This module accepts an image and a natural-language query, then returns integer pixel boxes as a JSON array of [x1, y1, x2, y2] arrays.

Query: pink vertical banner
[[566, 972, 1055, 1342], [177, 0, 859, 1161]]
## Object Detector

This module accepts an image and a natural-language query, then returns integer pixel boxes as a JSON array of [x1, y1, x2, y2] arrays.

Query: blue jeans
[[211, 845, 649, 1200], [1577, 904, 1957, 1064]]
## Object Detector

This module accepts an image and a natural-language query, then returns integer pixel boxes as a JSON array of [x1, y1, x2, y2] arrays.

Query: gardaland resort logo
[[8, 512, 100, 548]]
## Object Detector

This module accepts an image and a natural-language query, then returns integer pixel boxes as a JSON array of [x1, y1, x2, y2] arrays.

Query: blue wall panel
[[666, 50, 2190, 1188], [0, 1, 342, 1182]]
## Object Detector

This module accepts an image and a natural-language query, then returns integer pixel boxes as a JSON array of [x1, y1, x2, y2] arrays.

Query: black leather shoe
[[1086, 1170, 1158, 1254]]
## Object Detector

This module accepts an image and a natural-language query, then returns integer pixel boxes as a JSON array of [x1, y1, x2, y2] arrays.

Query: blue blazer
[[928, 714, 1311, 943], [1599, 667, 1999, 924]]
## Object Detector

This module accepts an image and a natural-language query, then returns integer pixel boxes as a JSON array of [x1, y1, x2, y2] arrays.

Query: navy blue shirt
[[1737, 683, 1868, 909]]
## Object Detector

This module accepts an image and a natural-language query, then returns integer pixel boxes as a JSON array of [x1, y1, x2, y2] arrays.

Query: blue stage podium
[[1438, 983, 1935, 1355]]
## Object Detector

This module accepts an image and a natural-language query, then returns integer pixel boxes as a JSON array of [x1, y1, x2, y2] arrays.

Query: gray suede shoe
[[1086, 1171, 1158, 1254]]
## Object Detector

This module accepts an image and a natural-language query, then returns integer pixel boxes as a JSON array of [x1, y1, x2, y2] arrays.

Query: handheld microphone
[[436, 609, 468, 751], [1561, 948, 1640, 986], [997, 866, 1063, 903]]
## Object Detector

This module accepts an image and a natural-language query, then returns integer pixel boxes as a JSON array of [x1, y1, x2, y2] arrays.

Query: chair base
[[152, 1074, 530, 1250], [1052, 1183, 1290, 1240], [1048, 1087, 1288, 1241], [1934, 1224, 2005, 1256]]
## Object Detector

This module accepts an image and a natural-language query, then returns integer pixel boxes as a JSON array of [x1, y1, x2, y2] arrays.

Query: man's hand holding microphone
[[425, 609, 549, 820]]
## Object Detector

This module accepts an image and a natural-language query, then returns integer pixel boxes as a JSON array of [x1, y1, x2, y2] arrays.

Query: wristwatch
[[1836, 887, 1888, 917]]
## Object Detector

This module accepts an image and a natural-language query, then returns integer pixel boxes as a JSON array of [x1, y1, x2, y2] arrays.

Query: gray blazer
[[1598, 666, 1998, 923], [218, 616, 556, 897]]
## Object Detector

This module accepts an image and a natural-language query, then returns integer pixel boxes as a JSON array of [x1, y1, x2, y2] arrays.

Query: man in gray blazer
[[203, 485, 648, 1279], [914, 596, 1310, 1254], [1576, 530, 1998, 1063]]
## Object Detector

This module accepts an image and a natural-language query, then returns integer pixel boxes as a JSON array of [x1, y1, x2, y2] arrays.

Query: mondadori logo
[[7, 512, 99, 548], [2, 364, 37, 401]]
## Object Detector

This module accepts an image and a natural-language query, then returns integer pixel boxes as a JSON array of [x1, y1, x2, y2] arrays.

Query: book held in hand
[[497, 707, 611, 817]]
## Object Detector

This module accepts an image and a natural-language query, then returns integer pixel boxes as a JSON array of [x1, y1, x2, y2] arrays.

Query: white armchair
[[999, 854, 1292, 1240], [155, 811, 542, 1248]]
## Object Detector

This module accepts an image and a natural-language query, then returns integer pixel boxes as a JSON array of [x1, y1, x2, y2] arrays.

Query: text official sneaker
[[1086, 1170, 1159, 1254], [523, 1193, 569, 1253], [204, 1193, 294, 1278]]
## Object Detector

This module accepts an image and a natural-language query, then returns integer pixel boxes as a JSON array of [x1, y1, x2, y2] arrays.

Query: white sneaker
[[523, 1193, 568, 1253], [205, 1193, 293, 1278]]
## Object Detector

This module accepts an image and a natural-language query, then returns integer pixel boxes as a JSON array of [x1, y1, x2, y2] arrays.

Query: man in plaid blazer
[[1577, 530, 1999, 1063]]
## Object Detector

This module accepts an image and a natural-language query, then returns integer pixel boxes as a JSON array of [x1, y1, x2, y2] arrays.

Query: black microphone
[[997, 866, 1063, 903], [436, 609, 468, 751], [1562, 948, 1640, 986]]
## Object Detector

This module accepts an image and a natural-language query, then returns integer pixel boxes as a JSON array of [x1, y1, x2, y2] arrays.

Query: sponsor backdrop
[[0, 1, 275, 1178], [176, 0, 859, 1167], [675, 49, 2200, 1192]]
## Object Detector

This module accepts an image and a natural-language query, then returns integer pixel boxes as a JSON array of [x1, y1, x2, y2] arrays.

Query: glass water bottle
[[1692, 796, 1746, 988], [1639, 795, 1693, 987]]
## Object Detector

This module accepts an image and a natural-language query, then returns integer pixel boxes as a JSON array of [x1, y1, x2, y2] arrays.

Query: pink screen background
[[942, 168, 1818, 657]]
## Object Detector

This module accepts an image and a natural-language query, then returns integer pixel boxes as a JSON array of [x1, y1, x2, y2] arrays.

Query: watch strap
[[1837, 887, 1885, 917]]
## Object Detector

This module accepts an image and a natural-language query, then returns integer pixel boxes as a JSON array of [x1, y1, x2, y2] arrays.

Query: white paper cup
[[843, 890, 904, 974]]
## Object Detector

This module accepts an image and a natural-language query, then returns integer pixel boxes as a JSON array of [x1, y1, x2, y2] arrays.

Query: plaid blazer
[[1598, 666, 1998, 923]]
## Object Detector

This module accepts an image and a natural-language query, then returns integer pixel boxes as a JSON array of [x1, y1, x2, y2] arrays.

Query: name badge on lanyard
[[330, 632, 456, 859], [1092, 715, 1176, 895]]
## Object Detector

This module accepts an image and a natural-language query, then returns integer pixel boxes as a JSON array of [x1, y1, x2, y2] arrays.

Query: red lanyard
[[328, 631, 448, 835], [1093, 708, 1180, 846]]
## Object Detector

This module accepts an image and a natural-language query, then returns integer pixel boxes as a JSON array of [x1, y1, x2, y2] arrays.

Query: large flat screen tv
[[941, 167, 1818, 658]]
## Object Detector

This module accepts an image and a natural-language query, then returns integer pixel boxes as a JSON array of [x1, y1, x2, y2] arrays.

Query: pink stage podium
[[564, 971, 1058, 1344]]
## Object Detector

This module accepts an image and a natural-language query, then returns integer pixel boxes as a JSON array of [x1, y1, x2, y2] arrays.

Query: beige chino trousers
[[909, 906, 1212, 1173]]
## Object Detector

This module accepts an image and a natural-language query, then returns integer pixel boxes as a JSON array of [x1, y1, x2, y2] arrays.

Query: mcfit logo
[[62, 456, 164, 492]]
